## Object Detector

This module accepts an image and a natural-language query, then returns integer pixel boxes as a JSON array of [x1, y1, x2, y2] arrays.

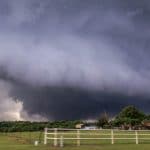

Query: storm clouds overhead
[[0, 0, 150, 120]]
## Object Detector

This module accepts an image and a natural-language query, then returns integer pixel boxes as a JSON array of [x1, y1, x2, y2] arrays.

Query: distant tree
[[113, 105, 146, 128], [97, 112, 109, 128], [117, 106, 145, 120]]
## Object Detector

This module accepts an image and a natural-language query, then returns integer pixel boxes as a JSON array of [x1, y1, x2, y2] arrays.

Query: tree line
[[0, 105, 149, 132], [0, 120, 82, 132]]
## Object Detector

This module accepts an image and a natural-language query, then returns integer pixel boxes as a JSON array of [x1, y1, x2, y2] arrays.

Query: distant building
[[75, 120, 98, 130], [142, 120, 150, 129], [75, 123, 84, 129], [82, 125, 97, 130]]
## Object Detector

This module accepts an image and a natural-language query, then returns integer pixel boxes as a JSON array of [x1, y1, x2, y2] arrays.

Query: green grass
[[0, 130, 150, 150]]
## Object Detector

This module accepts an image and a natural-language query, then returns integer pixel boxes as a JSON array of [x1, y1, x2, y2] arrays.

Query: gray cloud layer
[[0, 0, 150, 120]]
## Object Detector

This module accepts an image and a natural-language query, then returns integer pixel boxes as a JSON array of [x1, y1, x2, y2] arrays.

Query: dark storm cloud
[[10, 84, 150, 120], [0, 0, 150, 120]]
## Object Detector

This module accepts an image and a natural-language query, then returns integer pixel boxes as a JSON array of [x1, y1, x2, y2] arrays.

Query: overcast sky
[[0, 0, 150, 121]]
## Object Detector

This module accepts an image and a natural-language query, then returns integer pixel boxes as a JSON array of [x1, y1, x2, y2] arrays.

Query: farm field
[[0, 130, 150, 150]]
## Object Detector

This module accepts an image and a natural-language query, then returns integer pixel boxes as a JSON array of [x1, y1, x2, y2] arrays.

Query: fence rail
[[44, 128, 150, 146]]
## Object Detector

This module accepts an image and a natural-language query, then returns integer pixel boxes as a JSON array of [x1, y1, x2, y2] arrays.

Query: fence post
[[111, 129, 114, 144], [44, 128, 47, 145], [60, 136, 64, 147], [135, 131, 138, 144], [77, 130, 80, 146], [54, 128, 58, 147]]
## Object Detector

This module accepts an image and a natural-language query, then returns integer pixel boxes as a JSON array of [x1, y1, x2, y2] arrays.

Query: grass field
[[0, 130, 150, 150]]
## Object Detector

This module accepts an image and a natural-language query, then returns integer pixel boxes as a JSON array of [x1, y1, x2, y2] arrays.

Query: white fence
[[44, 128, 150, 146]]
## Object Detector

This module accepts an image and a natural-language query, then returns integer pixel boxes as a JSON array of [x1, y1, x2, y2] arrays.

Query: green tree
[[113, 105, 146, 128]]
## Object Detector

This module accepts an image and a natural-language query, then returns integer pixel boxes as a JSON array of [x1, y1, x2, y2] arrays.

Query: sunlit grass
[[0, 130, 150, 150]]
